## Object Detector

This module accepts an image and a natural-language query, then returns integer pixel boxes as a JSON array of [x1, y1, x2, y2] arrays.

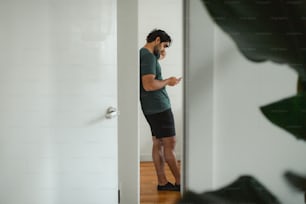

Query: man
[[139, 29, 181, 191]]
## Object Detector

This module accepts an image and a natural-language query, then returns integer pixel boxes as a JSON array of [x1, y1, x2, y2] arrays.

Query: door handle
[[105, 107, 119, 119]]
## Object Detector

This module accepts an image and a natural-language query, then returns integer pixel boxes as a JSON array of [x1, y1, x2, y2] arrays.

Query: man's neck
[[143, 43, 154, 53]]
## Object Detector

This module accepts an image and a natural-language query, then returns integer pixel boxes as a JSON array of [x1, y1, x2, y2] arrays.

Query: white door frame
[[117, 0, 140, 203]]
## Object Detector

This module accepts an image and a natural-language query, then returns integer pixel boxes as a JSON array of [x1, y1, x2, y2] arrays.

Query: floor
[[140, 161, 181, 204]]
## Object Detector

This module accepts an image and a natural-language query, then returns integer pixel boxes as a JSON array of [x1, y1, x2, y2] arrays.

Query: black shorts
[[144, 109, 176, 138]]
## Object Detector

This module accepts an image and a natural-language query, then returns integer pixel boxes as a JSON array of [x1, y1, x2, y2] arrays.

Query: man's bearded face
[[153, 42, 169, 58]]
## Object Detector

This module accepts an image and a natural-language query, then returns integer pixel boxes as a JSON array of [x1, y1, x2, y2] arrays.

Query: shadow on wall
[[178, 1, 306, 203]]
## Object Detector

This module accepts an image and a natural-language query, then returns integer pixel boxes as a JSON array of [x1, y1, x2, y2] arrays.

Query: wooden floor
[[140, 161, 181, 204]]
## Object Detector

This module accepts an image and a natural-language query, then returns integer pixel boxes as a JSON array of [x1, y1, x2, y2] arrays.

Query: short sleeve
[[140, 52, 156, 76]]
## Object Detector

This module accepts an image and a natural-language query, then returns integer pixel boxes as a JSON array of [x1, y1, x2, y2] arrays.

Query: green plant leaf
[[260, 94, 306, 141]]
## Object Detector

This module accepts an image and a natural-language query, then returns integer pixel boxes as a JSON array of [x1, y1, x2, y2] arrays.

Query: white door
[[0, 0, 118, 204]]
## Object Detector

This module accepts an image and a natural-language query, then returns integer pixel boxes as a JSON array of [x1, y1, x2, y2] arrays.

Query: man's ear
[[155, 37, 161, 44]]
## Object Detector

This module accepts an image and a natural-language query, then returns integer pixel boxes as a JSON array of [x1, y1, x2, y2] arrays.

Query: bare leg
[[162, 136, 180, 185], [152, 136, 168, 185]]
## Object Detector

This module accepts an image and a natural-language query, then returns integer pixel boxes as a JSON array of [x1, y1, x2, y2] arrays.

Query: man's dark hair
[[146, 29, 172, 45]]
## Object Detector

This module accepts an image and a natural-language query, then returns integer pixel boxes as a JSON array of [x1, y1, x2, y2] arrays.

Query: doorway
[[138, 0, 184, 203]]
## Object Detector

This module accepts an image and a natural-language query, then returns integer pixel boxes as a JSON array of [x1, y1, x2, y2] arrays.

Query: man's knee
[[162, 136, 176, 147], [152, 138, 162, 148]]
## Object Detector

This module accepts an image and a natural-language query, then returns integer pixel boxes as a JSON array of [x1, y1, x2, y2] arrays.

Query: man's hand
[[167, 77, 182, 86]]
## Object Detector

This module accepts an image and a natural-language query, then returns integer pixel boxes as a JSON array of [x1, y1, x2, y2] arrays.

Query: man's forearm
[[144, 79, 169, 91]]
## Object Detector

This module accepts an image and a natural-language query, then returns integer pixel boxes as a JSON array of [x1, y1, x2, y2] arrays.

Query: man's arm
[[142, 74, 181, 91]]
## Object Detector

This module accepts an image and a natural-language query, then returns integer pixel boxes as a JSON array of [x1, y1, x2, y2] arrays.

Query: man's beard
[[153, 46, 160, 59]]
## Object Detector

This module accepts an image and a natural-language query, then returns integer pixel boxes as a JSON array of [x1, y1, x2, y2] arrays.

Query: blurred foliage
[[178, 176, 281, 204], [178, 1, 306, 203], [261, 93, 306, 141]]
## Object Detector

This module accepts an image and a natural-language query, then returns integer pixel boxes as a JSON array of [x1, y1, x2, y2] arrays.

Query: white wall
[[185, 0, 306, 203], [138, 0, 183, 161]]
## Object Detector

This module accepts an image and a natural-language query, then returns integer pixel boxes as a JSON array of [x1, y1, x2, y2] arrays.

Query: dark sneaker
[[174, 183, 181, 192], [157, 182, 180, 191]]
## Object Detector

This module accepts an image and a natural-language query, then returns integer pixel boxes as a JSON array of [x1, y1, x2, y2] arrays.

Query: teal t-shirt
[[139, 48, 171, 115]]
